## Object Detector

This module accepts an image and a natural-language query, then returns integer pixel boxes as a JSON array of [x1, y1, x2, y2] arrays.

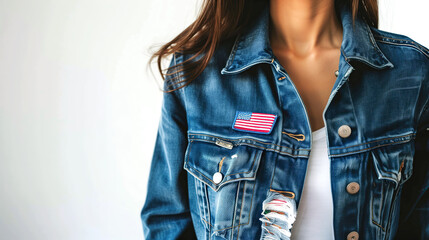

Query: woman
[[141, 0, 429, 239]]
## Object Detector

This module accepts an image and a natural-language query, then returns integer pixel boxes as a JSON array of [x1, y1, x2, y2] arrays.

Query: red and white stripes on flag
[[232, 111, 277, 134]]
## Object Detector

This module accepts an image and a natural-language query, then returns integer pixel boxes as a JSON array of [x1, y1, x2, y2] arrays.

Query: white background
[[0, 0, 428, 239]]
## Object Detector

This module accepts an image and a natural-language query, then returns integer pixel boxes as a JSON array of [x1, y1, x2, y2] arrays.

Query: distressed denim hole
[[259, 191, 297, 240]]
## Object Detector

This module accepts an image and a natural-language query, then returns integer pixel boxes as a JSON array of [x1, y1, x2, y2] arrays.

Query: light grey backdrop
[[0, 0, 428, 239]]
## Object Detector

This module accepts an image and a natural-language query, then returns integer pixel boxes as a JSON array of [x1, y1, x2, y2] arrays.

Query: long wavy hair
[[150, 0, 378, 92]]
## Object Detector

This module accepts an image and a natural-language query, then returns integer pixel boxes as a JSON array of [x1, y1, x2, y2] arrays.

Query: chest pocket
[[183, 135, 263, 238], [370, 141, 414, 237]]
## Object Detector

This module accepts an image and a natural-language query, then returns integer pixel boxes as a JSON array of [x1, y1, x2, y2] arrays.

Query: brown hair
[[149, 0, 378, 92]]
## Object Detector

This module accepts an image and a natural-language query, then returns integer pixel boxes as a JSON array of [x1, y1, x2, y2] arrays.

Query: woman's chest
[[184, 59, 420, 157], [273, 49, 341, 131]]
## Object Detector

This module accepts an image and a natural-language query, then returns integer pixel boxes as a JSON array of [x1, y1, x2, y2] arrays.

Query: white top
[[290, 126, 335, 239]]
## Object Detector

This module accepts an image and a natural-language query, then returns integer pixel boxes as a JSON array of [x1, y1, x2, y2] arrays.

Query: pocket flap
[[371, 143, 414, 186], [184, 138, 263, 191]]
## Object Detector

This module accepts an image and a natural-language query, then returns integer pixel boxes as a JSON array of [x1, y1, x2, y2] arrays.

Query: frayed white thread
[[259, 192, 297, 240]]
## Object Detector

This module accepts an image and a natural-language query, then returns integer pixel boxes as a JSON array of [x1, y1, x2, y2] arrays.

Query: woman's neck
[[269, 0, 343, 58]]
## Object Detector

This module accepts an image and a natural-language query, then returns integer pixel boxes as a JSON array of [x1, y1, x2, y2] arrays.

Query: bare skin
[[269, 0, 343, 132]]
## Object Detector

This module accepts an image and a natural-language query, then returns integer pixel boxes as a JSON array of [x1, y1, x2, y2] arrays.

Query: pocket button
[[338, 125, 352, 138], [346, 182, 360, 194], [347, 231, 359, 240], [213, 172, 223, 184]]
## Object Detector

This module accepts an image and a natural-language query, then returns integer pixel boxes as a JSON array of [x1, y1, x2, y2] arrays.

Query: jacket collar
[[221, 2, 394, 75]]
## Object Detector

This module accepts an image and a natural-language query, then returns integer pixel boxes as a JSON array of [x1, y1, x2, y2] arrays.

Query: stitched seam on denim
[[330, 132, 415, 150], [375, 40, 429, 59], [269, 153, 280, 189], [189, 132, 415, 157], [377, 175, 399, 184], [372, 179, 386, 231], [188, 133, 310, 151], [372, 156, 400, 184], [190, 133, 280, 148], [202, 218, 212, 228], [330, 138, 413, 157], [236, 181, 246, 238], [164, 52, 186, 90], [370, 149, 384, 232], [346, 81, 362, 144], [223, 59, 274, 74], [340, 43, 391, 69], [365, 23, 389, 59], [376, 159, 406, 182], [226, 35, 240, 69], [174, 52, 190, 119], [370, 182, 386, 231], [372, 220, 385, 232], [379, 182, 385, 230], [377, 36, 424, 46], [385, 186, 402, 238], [346, 55, 392, 69], [212, 181, 256, 233], [195, 178, 206, 228], [188, 136, 309, 157], [236, 181, 256, 236], [185, 140, 216, 188], [204, 181, 213, 231], [271, 64, 285, 109], [379, 180, 386, 229], [341, 48, 350, 62], [193, 182, 256, 234], [201, 178, 214, 229], [205, 182, 212, 232], [374, 35, 429, 57], [229, 181, 241, 239], [189, 135, 299, 152], [278, 68, 314, 135], [380, 175, 398, 183], [277, 68, 287, 76]]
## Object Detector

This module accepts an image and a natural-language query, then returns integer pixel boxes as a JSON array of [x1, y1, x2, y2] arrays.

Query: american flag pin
[[232, 111, 277, 134]]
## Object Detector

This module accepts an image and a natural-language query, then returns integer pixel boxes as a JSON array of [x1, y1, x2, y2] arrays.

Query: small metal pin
[[215, 139, 233, 149], [335, 70, 339, 77]]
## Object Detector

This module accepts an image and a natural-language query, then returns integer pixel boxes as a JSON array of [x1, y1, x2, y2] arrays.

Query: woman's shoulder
[[165, 36, 238, 90], [369, 28, 429, 127], [175, 36, 237, 69]]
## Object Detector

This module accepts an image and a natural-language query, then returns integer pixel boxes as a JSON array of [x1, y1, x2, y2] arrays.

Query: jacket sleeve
[[140, 53, 196, 239], [394, 96, 429, 239]]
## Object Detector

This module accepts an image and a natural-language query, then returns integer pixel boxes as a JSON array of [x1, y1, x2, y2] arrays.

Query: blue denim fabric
[[141, 2, 429, 239]]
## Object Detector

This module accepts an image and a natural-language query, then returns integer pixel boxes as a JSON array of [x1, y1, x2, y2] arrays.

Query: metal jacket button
[[338, 125, 352, 138], [347, 231, 359, 240], [346, 182, 360, 194], [213, 172, 223, 184]]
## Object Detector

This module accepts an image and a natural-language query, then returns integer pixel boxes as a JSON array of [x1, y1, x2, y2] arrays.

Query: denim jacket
[[141, 2, 429, 239]]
